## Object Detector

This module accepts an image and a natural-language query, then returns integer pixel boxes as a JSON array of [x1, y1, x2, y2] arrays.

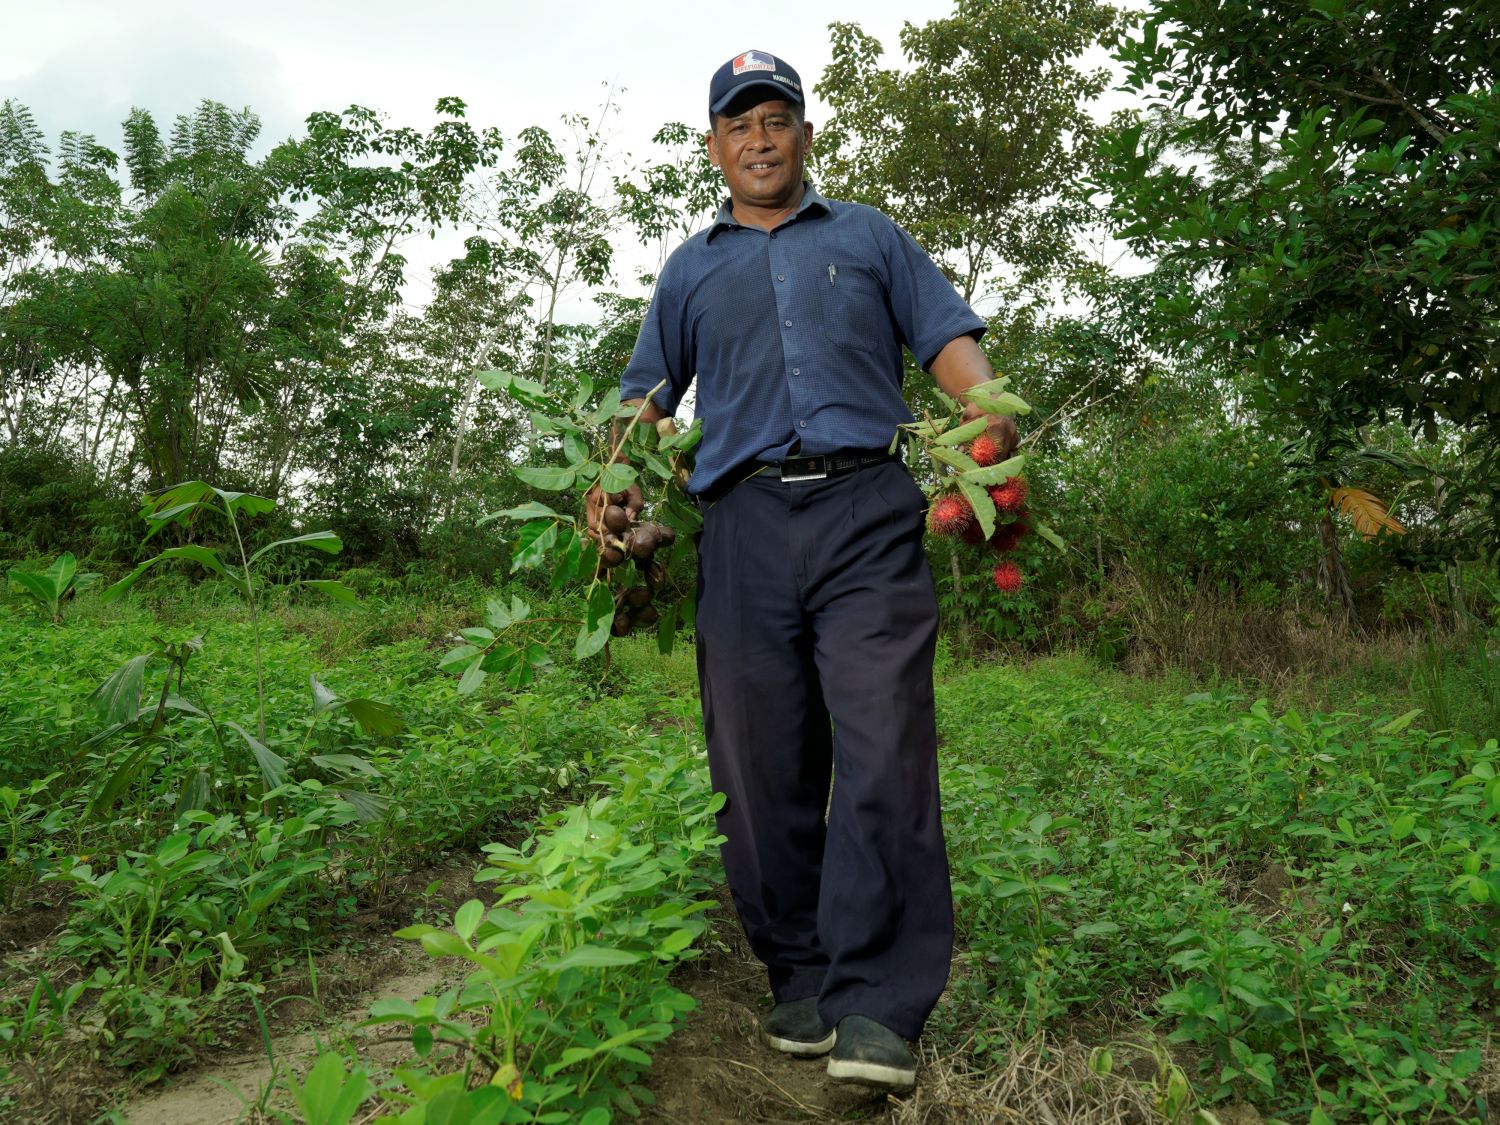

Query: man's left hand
[[961, 403, 1019, 462]]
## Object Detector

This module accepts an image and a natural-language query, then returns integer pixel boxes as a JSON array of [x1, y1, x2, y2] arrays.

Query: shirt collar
[[707, 181, 830, 241]]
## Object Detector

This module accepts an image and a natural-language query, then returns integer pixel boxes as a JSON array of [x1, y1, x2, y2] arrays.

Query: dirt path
[[121, 948, 458, 1125], [640, 903, 895, 1124]]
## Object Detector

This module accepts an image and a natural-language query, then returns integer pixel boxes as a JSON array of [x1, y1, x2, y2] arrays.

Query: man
[[592, 50, 1015, 1092]]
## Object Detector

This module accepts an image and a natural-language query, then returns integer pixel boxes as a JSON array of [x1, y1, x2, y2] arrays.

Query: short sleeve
[[876, 216, 987, 371], [621, 263, 692, 414]]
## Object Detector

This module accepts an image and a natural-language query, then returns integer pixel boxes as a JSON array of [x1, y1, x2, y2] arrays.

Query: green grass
[[3, 581, 1497, 1123], [937, 653, 1497, 1122]]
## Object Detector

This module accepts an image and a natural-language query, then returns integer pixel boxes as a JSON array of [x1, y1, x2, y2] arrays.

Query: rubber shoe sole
[[764, 1027, 837, 1057], [826, 1055, 917, 1090], [827, 1015, 917, 1091], [761, 997, 836, 1057]]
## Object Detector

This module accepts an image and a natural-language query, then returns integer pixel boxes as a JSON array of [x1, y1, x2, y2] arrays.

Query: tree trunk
[[1316, 509, 1356, 618]]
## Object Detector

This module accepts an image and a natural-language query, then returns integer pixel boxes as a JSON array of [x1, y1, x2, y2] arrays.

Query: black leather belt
[[760, 450, 898, 482], [700, 450, 898, 504]]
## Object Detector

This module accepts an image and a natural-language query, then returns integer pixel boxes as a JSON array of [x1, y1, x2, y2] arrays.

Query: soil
[[638, 899, 895, 1124], [5, 868, 1184, 1125]]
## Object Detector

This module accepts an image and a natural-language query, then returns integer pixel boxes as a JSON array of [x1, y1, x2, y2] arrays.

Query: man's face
[[706, 98, 813, 214]]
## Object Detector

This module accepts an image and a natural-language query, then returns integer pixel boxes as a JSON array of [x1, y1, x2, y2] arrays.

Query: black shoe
[[826, 1015, 917, 1090], [761, 996, 836, 1057]]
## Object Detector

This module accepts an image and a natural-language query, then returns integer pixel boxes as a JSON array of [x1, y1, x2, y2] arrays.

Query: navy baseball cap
[[709, 50, 804, 117]]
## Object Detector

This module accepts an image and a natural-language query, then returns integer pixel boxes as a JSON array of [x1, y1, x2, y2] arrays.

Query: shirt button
[[784, 319, 792, 327], [792, 367, 801, 375], [777, 274, 785, 281], [799, 420, 807, 428]]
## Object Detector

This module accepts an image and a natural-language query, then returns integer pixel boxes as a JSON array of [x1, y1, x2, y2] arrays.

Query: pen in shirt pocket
[[827, 263, 837, 286]]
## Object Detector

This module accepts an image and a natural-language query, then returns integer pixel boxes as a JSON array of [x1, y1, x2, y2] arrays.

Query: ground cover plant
[[4, 568, 1500, 1123]]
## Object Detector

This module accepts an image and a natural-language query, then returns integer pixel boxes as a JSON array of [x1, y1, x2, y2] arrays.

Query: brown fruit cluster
[[598, 491, 676, 636]]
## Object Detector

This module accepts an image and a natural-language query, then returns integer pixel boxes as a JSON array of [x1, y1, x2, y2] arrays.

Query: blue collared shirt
[[621, 184, 986, 495]]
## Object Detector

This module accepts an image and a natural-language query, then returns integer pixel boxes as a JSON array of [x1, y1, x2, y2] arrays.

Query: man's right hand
[[585, 479, 645, 545]]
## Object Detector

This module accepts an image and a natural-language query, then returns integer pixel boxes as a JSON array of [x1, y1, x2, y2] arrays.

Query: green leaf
[[454, 900, 484, 942], [599, 462, 638, 493], [514, 465, 576, 491], [89, 654, 152, 725], [341, 697, 406, 737], [930, 446, 980, 473], [438, 643, 481, 671], [250, 530, 342, 564], [575, 582, 614, 660], [300, 579, 360, 606], [1032, 520, 1065, 551], [932, 417, 989, 446], [225, 721, 288, 790], [957, 477, 997, 540], [545, 945, 642, 971], [965, 390, 1031, 416], [479, 501, 562, 526], [959, 454, 1027, 486], [1377, 708, 1423, 735], [457, 655, 486, 695], [510, 520, 558, 571]]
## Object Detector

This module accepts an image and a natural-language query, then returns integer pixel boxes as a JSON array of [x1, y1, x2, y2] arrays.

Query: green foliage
[[816, 0, 1118, 306], [102, 481, 355, 738], [353, 699, 718, 1123], [437, 374, 702, 693], [939, 660, 1497, 1120], [1098, 0, 1500, 548], [6, 552, 98, 623]]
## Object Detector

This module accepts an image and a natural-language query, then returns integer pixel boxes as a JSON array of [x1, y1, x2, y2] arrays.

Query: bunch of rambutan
[[924, 433, 1032, 595]]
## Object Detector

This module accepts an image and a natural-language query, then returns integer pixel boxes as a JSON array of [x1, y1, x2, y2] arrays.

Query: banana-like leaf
[[341, 698, 406, 737], [311, 753, 383, 777], [330, 788, 393, 823], [225, 721, 288, 791], [300, 579, 359, 606], [249, 531, 342, 565], [90, 745, 154, 817], [89, 654, 152, 724], [46, 552, 77, 591], [101, 546, 244, 603], [310, 675, 339, 715], [1328, 486, 1406, 539]]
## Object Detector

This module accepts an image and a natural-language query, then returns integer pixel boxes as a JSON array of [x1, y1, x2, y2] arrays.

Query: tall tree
[[813, 0, 1118, 306], [1098, 0, 1500, 551]]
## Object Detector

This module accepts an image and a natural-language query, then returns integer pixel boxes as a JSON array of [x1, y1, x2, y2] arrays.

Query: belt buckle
[[780, 455, 827, 482]]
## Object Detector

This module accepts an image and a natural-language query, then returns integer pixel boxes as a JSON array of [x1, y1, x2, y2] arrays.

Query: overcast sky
[[1, 1, 1128, 318]]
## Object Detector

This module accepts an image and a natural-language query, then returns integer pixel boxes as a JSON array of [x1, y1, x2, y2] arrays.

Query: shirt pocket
[[818, 261, 890, 356]]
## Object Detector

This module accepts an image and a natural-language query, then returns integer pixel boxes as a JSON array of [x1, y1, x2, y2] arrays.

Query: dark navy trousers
[[695, 460, 953, 1040]]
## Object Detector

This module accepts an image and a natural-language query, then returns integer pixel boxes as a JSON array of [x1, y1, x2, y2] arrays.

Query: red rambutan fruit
[[988, 476, 1029, 514], [993, 559, 1024, 594], [926, 493, 974, 536], [990, 523, 1021, 553], [968, 432, 1000, 467]]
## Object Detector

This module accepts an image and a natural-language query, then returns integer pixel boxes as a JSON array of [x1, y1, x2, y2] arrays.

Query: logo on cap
[[733, 51, 776, 75]]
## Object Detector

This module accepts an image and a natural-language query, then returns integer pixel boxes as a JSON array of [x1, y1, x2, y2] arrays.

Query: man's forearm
[[928, 335, 997, 403]]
